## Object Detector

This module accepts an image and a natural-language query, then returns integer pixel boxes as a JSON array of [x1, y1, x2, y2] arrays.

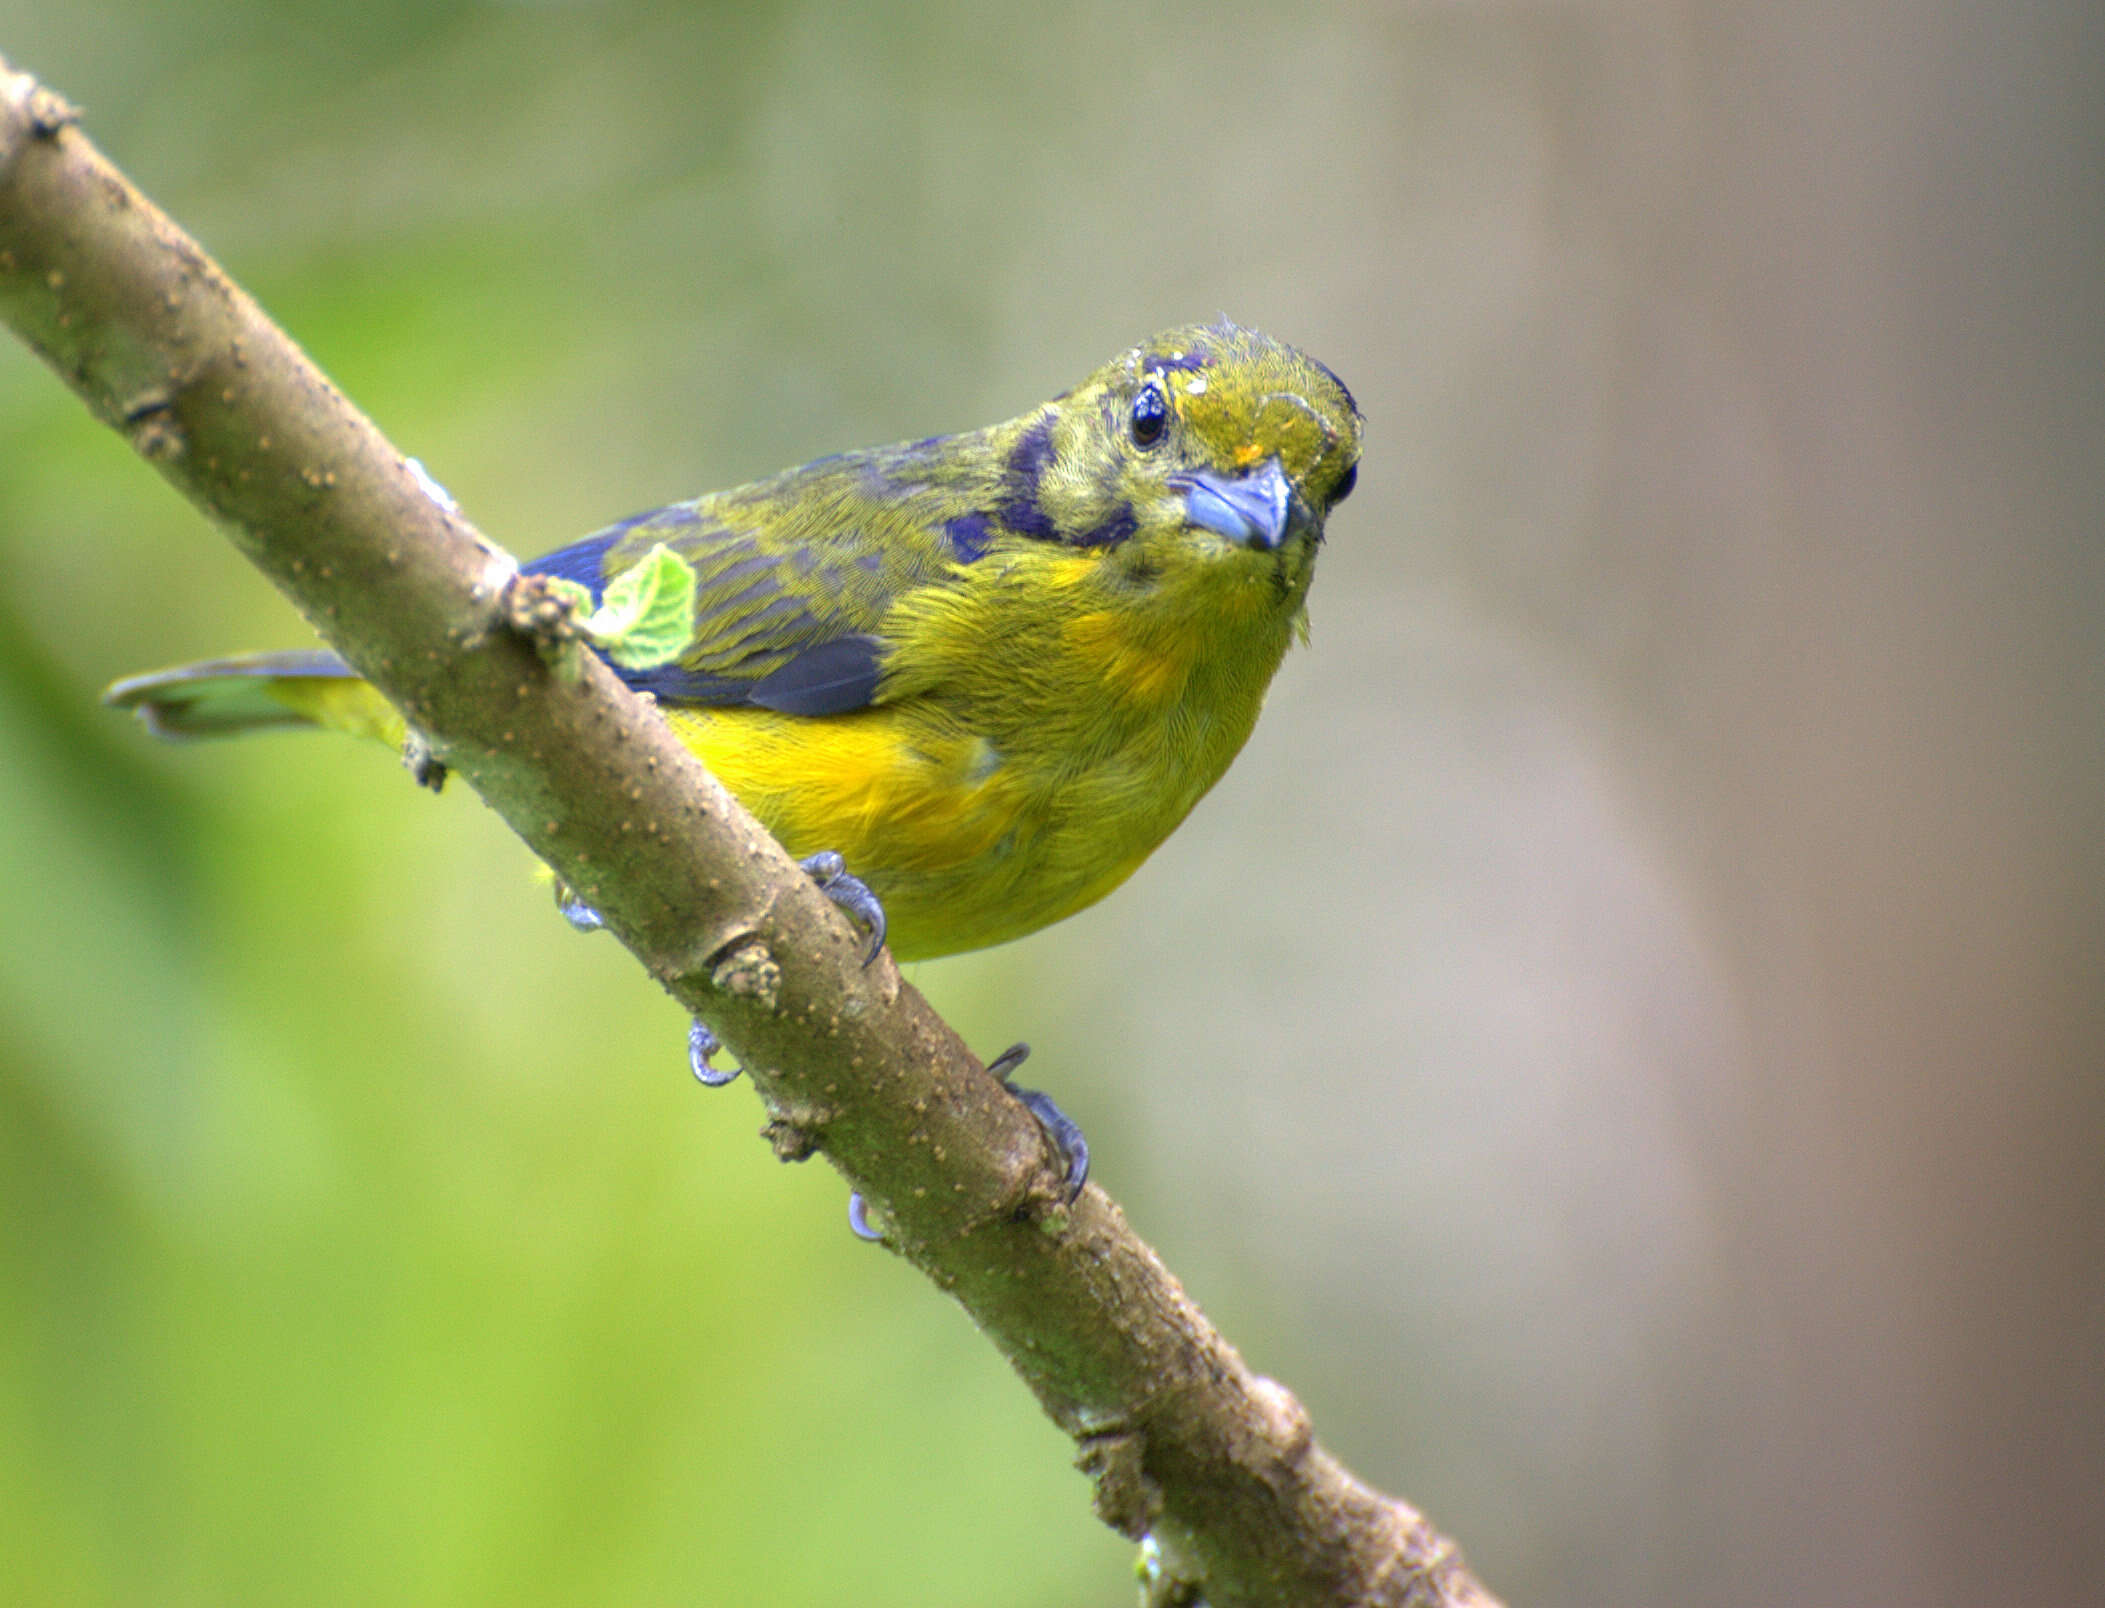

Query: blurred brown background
[[2, 3, 2099, 1604]]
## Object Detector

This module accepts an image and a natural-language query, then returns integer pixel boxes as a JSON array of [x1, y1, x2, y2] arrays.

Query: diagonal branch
[[0, 54, 1497, 1608]]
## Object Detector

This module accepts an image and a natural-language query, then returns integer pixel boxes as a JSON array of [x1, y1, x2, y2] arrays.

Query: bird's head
[[1008, 320, 1362, 607]]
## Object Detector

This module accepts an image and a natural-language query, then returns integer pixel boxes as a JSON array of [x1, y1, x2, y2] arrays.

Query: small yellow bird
[[109, 322, 1360, 1192], [110, 319, 1361, 961]]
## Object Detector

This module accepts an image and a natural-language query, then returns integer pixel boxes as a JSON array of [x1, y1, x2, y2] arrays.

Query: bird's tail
[[103, 650, 405, 745]]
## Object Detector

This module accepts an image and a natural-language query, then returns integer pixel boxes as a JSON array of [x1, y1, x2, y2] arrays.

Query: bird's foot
[[554, 885, 605, 932], [402, 731, 448, 792], [688, 1018, 742, 1087], [558, 860, 860, 1090], [847, 1192, 883, 1242], [988, 1043, 1090, 1203], [798, 850, 886, 966], [846, 1041, 1088, 1242], [557, 856, 882, 965]]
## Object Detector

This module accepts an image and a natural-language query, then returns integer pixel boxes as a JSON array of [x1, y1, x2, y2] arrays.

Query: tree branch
[[0, 55, 1497, 1608]]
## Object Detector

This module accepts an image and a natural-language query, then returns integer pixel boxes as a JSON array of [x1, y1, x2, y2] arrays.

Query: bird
[[107, 320, 1362, 1200]]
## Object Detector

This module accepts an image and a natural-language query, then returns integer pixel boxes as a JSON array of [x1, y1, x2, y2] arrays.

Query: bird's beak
[[1178, 458, 1309, 551]]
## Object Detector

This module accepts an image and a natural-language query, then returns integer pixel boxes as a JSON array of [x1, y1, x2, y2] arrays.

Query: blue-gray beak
[[1179, 458, 1306, 551]]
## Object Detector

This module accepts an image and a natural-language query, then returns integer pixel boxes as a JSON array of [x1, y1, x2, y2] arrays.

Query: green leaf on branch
[[541, 543, 698, 670]]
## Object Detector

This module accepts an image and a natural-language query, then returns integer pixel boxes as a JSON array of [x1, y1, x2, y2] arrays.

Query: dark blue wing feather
[[745, 634, 884, 715]]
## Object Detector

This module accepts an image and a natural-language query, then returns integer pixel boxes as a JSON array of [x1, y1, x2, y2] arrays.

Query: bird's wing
[[526, 446, 967, 717]]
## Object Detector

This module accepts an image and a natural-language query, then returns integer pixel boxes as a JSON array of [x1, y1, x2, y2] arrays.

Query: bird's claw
[[846, 1192, 883, 1242], [402, 731, 448, 791], [847, 1043, 1088, 1238], [688, 1018, 742, 1087], [555, 886, 605, 932], [990, 1043, 1090, 1203], [798, 850, 887, 966]]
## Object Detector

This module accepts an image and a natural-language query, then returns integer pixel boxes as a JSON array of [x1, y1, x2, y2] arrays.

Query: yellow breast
[[664, 545, 1302, 960]]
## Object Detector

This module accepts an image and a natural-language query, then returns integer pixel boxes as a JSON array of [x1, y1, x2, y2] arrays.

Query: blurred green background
[[3, 3, 2101, 1605]]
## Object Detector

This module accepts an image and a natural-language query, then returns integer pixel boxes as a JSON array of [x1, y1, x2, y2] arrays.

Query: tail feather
[[104, 650, 403, 744]]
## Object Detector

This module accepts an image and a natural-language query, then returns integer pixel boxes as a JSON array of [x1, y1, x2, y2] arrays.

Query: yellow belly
[[665, 702, 1165, 961]]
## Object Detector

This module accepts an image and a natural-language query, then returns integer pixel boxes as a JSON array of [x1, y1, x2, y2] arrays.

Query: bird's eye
[[1331, 462, 1358, 504], [1130, 385, 1168, 449]]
